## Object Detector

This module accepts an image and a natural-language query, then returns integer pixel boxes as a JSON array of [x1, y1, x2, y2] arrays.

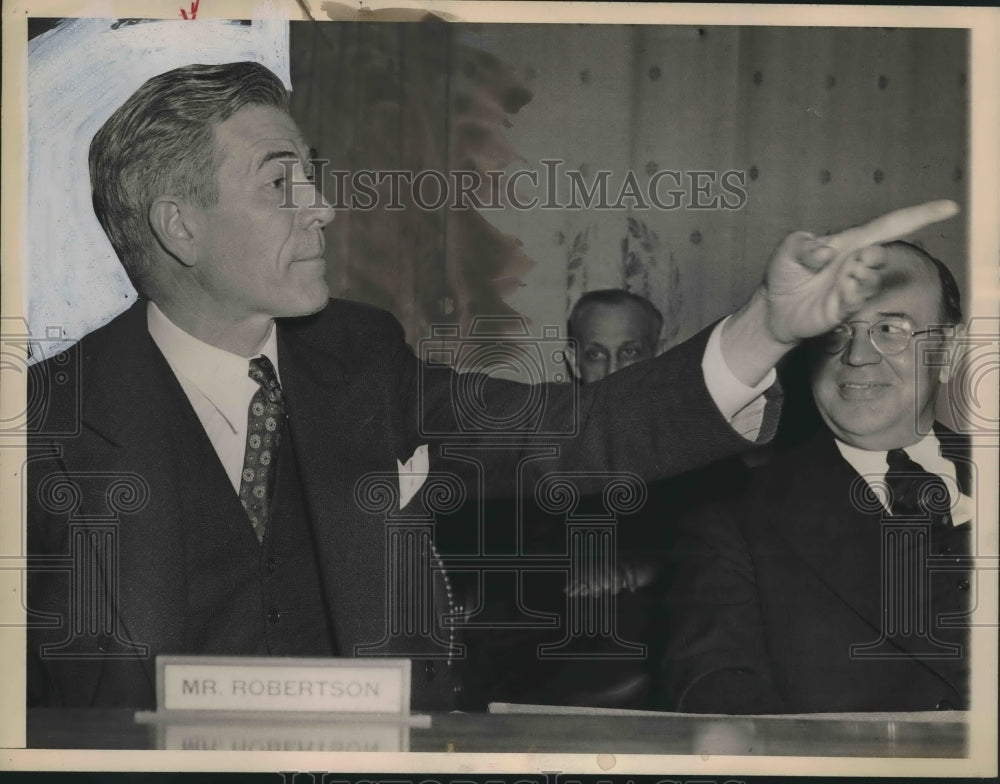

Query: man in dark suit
[[25, 61, 958, 712], [664, 242, 974, 713]]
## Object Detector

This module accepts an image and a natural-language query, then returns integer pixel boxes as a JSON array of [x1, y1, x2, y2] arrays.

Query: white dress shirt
[[147, 303, 773, 493], [701, 316, 776, 441], [835, 433, 974, 525], [147, 301, 280, 493]]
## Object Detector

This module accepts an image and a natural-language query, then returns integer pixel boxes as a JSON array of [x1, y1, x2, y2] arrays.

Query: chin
[[832, 407, 889, 434], [824, 407, 920, 449], [300, 279, 331, 310], [302, 292, 330, 315], [273, 288, 330, 319]]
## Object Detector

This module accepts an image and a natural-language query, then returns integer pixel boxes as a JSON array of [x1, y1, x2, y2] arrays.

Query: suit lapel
[[77, 302, 195, 698], [770, 436, 888, 635], [277, 317, 400, 658], [772, 433, 967, 693]]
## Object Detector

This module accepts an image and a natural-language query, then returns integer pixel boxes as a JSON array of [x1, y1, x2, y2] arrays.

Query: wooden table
[[26, 707, 967, 757]]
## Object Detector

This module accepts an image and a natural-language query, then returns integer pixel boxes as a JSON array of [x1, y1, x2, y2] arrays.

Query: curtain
[[290, 23, 968, 350]]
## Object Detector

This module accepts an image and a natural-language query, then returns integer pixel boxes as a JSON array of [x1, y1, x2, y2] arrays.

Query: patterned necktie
[[885, 448, 953, 527], [238, 355, 286, 542]]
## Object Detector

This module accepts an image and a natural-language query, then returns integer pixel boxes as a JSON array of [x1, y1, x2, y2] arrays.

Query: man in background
[[563, 290, 671, 599], [453, 289, 670, 708], [665, 242, 972, 713], [566, 289, 665, 385]]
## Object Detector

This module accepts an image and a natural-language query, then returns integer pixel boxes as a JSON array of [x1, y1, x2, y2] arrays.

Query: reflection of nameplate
[[154, 656, 411, 715], [157, 720, 410, 752]]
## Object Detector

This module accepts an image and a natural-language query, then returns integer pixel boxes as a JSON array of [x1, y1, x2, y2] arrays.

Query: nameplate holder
[[142, 655, 412, 718], [152, 718, 415, 752]]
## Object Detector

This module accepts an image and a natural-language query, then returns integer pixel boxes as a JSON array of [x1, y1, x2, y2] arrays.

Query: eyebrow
[[877, 311, 912, 319], [256, 149, 302, 171]]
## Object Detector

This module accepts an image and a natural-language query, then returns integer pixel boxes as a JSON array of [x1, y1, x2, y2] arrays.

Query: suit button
[[424, 661, 436, 681], [267, 608, 281, 623], [957, 579, 970, 592], [265, 558, 278, 573], [938, 544, 953, 555], [96, 635, 111, 654], [935, 700, 954, 711]]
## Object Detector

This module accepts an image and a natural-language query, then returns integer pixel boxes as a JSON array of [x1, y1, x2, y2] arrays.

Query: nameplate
[[155, 656, 410, 715]]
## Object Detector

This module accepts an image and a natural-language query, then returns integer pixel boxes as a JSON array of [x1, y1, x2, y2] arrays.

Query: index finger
[[820, 200, 959, 257]]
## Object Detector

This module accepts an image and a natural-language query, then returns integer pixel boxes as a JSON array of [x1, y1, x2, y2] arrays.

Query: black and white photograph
[[1, 1, 997, 778]]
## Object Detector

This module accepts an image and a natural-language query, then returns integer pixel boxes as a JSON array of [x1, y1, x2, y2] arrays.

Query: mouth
[[837, 381, 892, 400]]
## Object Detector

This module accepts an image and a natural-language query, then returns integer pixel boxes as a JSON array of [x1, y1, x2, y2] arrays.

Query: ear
[[564, 339, 581, 382], [937, 325, 964, 385], [149, 196, 198, 267]]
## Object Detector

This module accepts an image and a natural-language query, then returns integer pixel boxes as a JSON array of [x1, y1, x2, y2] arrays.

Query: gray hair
[[89, 61, 289, 291]]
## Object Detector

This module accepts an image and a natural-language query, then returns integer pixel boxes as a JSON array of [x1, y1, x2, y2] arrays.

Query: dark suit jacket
[[27, 298, 772, 710], [664, 428, 974, 713]]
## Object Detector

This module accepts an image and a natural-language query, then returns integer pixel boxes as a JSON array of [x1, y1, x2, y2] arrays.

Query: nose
[[585, 362, 611, 384], [298, 182, 336, 230], [841, 326, 882, 367]]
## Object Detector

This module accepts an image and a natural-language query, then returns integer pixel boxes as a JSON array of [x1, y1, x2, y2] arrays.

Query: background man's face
[[186, 104, 334, 322], [810, 246, 951, 451], [573, 301, 659, 383]]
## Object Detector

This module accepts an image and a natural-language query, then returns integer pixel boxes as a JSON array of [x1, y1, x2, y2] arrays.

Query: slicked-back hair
[[89, 61, 289, 291], [568, 289, 664, 344], [886, 240, 963, 325]]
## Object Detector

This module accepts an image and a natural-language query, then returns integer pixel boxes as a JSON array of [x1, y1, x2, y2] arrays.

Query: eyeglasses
[[818, 319, 946, 356]]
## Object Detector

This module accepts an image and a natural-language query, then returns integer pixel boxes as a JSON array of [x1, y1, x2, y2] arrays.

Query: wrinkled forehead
[[575, 301, 659, 343], [855, 244, 943, 324], [211, 104, 309, 166]]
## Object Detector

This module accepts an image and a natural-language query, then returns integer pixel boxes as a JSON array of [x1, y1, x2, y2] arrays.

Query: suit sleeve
[[662, 488, 787, 714], [395, 320, 781, 495]]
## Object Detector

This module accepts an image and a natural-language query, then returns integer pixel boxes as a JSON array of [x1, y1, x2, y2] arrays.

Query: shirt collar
[[834, 432, 971, 524], [146, 300, 280, 433], [833, 438, 891, 492]]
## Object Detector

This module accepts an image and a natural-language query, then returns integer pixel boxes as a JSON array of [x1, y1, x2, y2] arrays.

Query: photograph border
[[2, 1, 997, 777]]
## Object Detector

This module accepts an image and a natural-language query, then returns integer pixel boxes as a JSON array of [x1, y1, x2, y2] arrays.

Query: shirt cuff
[[702, 315, 777, 423]]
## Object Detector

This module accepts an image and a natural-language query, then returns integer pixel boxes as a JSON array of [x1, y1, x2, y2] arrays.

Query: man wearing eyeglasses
[[663, 241, 973, 713]]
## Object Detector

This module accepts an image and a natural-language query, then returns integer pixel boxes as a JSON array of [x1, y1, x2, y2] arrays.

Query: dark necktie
[[884, 448, 953, 528], [238, 355, 286, 542]]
